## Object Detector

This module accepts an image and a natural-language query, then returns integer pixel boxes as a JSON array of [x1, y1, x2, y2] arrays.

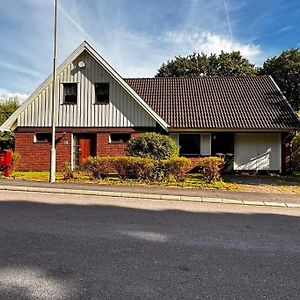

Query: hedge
[[84, 156, 112, 179], [83, 156, 224, 183], [83, 156, 192, 182], [112, 156, 154, 181], [161, 157, 192, 182], [197, 157, 224, 183]]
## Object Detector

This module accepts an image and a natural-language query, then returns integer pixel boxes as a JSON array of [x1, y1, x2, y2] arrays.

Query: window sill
[[61, 103, 77, 105], [94, 102, 109, 105]]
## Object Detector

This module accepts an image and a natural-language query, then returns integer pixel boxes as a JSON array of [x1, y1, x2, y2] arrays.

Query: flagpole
[[50, 0, 58, 183]]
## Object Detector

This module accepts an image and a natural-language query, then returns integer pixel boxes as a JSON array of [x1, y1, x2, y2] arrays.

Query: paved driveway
[[0, 191, 299, 299]]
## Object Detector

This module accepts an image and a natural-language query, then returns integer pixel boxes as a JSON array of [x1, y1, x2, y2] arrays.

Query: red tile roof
[[125, 76, 300, 130]]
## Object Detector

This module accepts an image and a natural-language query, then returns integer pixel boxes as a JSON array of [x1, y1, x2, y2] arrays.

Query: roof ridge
[[124, 75, 270, 80]]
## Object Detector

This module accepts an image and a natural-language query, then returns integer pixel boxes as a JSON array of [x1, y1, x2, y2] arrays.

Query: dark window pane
[[63, 83, 77, 104], [179, 134, 200, 155], [35, 133, 52, 143], [110, 133, 131, 143], [95, 83, 109, 103]]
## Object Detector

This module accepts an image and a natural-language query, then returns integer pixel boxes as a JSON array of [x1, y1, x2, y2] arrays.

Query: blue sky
[[0, 0, 299, 101]]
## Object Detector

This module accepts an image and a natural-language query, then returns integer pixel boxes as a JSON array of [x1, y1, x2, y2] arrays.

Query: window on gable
[[179, 134, 200, 155], [95, 83, 109, 103], [35, 132, 52, 143], [63, 83, 77, 104], [110, 133, 131, 143]]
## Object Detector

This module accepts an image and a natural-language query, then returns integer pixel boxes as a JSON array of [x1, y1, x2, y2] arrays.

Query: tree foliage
[[259, 49, 300, 110], [0, 97, 20, 150], [156, 51, 257, 77], [0, 98, 19, 125]]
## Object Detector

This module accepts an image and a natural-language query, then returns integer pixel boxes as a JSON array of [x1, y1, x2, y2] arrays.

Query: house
[[1, 41, 299, 173]]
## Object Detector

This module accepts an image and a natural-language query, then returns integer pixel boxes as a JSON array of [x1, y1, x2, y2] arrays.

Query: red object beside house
[[0, 149, 12, 177]]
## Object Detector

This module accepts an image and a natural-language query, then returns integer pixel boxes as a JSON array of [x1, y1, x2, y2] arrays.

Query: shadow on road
[[0, 200, 299, 299]]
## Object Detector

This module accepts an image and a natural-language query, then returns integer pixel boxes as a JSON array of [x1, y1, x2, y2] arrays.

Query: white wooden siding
[[17, 51, 156, 128], [234, 133, 281, 171]]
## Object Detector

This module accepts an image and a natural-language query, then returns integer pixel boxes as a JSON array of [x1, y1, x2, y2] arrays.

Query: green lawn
[[4, 171, 300, 194], [7, 171, 238, 190]]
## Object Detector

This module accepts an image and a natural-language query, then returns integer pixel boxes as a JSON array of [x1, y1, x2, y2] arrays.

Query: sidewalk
[[0, 179, 300, 208]]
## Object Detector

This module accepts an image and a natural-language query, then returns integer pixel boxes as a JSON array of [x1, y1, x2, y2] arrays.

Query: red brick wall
[[15, 132, 71, 171], [14, 130, 149, 171], [96, 132, 146, 157]]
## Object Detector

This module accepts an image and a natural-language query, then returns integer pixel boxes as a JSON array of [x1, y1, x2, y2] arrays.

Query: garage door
[[234, 133, 281, 171]]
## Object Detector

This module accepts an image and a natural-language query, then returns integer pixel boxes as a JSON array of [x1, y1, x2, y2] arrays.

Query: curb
[[0, 184, 299, 209]]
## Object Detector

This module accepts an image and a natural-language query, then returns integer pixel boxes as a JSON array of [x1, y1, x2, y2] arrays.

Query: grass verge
[[5, 171, 239, 190]]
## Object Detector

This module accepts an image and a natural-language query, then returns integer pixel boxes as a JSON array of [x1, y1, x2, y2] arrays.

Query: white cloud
[[0, 88, 29, 102], [162, 31, 261, 61]]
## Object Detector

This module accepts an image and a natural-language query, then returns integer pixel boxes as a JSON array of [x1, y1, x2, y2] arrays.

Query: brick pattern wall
[[15, 132, 71, 171], [96, 132, 146, 157], [14, 130, 149, 171]]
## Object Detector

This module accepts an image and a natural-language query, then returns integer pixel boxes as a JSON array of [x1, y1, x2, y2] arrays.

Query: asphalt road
[[0, 191, 299, 300]]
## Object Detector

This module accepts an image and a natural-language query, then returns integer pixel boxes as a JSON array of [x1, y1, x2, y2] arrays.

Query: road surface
[[0, 191, 299, 299]]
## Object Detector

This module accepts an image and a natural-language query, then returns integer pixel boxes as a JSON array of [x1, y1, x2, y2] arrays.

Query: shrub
[[112, 156, 154, 180], [84, 156, 112, 179], [126, 133, 179, 160], [161, 157, 192, 182], [198, 157, 224, 183], [62, 161, 74, 180], [292, 132, 300, 170], [9, 151, 21, 174], [0, 131, 15, 150]]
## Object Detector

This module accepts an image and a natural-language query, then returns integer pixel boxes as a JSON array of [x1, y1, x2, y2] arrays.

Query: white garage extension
[[234, 133, 281, 172]]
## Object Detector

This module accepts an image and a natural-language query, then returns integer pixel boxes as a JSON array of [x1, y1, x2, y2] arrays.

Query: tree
[[0, 98, 19, 125], [259, 49, 300, 110], [0, 97, 20, 150], [156, 51, 257, 77]]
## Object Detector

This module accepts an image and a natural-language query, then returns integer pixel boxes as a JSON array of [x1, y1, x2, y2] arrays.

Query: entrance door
[[79, 136, 91, 165], [73, 134, 97, 168]]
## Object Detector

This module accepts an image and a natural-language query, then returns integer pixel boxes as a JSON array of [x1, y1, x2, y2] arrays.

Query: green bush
[[198, 157, 224, 183], [112, 156, 155, 180], [126, 133, 179, 160], [0, 131, 15, 150], [61, 161, 74, 180], [84, 156, 112, 179], [11, 151, 21, 171], [83, 155, 192, 183], [162, 157, 192, 182], [292, 132, 300, 170]]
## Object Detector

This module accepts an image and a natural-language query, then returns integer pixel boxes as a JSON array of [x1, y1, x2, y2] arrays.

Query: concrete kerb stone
[[222, 198, 243, 205], [180, 195, 202, 202], [242, 200, 265, 206], [161, 194, 181, 201], [0, 184, 298, 209], [121, 192, 142, 199], [202, 197, 222, 203], [102, 191, 122, 197], [286, 203, 300, 208], [264, 201, 287, 207], [142, 193, 162, 200]]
